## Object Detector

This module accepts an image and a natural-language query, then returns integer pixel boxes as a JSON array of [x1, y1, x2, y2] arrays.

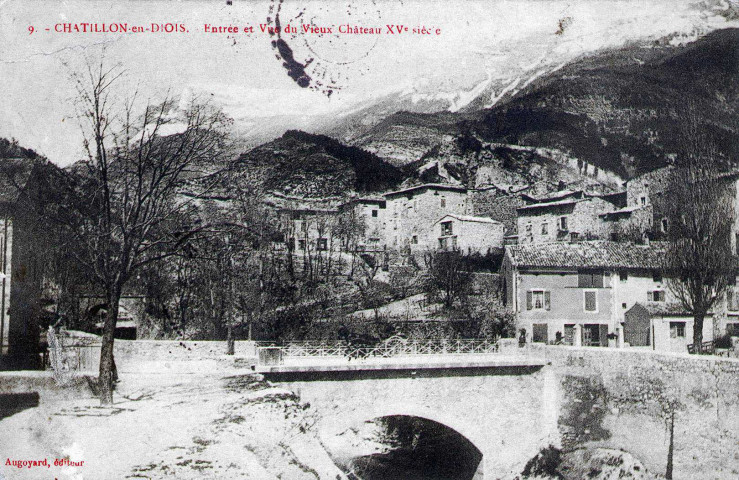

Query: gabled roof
[[531, 189, 583, 202], [642, 302, 698, 317], [517, 197, 582, 212], [434, 214, 502, 225], [599, 205, 643, 218], [506, 240, 668, 270], [384, 183, 467, 198]]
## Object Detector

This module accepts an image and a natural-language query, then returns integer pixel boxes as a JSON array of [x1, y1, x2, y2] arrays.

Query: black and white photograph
[[1, 1, 739, 478]]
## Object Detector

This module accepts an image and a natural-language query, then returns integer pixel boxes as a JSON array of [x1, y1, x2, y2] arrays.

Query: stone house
[[516, 191, 621, 244], [469, 186, 531, 237], [620, 166, 739, 251], [501, 240, 717, 352], [432, 214, 504, 254], [384, 183, 468, 252], [337, 197, 388, 251], [280, 206, 341, 254]]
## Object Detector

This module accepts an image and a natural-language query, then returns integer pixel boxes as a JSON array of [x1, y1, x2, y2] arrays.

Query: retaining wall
[[545, 346, 739, 479]]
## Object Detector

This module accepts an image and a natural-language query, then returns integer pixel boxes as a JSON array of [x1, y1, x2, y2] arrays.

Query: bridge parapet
[[257, 337, 501, 367]]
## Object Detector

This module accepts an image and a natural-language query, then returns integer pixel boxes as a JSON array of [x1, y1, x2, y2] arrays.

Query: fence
[[47, 329, 101, 381], [257, 337, 499, 365]]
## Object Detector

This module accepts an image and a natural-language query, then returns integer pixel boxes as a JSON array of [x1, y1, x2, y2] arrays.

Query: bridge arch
[[320, 402, 487, 452], [322, 410, 485, 480]]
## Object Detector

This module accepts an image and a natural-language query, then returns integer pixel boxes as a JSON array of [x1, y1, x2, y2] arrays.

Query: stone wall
[[112, 339, 257, 363], [470, 189, 526, 235], [545, 346, 739, 479]]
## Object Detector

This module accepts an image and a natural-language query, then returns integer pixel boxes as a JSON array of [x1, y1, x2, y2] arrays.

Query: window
[[541, 222, 549, 235], [648, 290, 665, 302], [288, 237, 295, 249], [727, 290, 739, 311], [653, 272, 663, 283], [578, 271, 604, 288], [526, 290, 550, 311], [619, 271, 628, 282], [670, 322, 686, 338], [640, 196, 646, 206], [727, 323, 739, 336], [441, 221, 453, 236], [558, 216, 568, 231], [525, 223, 532, 233], [533, 324, 548, 343], [317, 238, 328, 251], [298, 239, 306, 250], [584, 290, 598, 312], [411, 235, 418, 245], [622, 303, 627, 309], [371, 209, 378, 218], [660, 218, 669, 233], [440, 198, 446, 208]]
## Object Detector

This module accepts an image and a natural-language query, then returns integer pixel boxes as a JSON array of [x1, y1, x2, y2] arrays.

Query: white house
[[433, 214, 504, 254]]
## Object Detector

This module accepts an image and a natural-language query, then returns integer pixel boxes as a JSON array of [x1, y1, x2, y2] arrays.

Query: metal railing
[[258, 337, 499, 364]]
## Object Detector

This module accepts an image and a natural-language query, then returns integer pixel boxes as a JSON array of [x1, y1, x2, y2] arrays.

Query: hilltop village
[[2, 135, 739, 365], [268, 163, 739, 352], [4, 27, 739, 370]]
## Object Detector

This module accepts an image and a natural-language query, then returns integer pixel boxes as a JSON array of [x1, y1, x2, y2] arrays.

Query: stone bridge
[[257, 345, 739, 480], [259, 357, 561, 479]]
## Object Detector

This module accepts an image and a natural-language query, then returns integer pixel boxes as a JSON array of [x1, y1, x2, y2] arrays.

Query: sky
[[1, 0, 737, 166]]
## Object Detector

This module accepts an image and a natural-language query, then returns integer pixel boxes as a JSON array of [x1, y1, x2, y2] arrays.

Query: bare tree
[[662, 106, 735, 353], [66, 56, 230, 403], [426, 249, 473, 309]]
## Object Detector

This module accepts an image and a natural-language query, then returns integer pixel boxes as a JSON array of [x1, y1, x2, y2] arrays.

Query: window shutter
[[544, 291, 551, 311], [578, 273, 590, 288], [728, 290, 734, 310], [526, 291, 533, 310], [593, 273, 604, 288], [585, 291, 597, 311]]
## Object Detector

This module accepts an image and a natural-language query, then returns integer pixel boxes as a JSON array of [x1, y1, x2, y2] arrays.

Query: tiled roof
[[642, 302, 697, 317], [435, 214, 502, 225], [599, 205, 643, 217], [506, 240, 668, 270], [517, 198, 581, 211]]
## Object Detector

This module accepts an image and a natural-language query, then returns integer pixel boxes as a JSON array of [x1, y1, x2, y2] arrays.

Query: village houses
[[384, 183, 469, 251], [516, 190, 624, 244], [282, 183, 508, 255], [433, 214, 505, 254], [502, 240, 739, 352]]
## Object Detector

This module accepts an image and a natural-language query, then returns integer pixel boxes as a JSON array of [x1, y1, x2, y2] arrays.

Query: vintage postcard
[[1, 1, 738, 479]]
